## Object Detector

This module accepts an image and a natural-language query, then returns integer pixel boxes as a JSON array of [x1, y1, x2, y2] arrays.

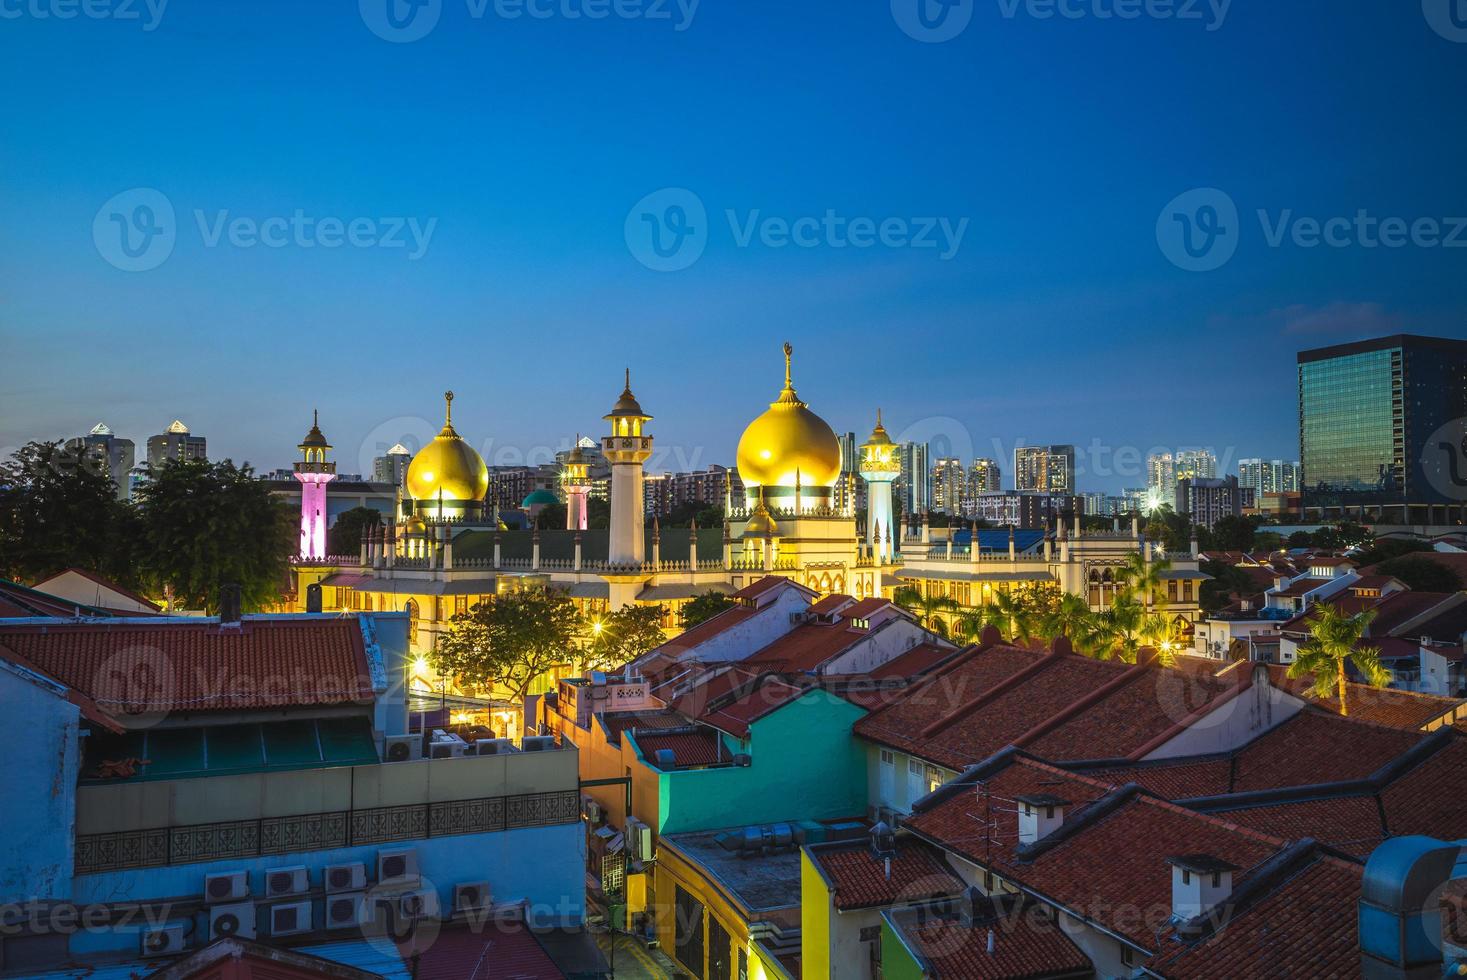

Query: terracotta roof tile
[[1265, 665, 1463, 730], [1208, 796, 1387, 859], [410, 922, 565, 980], [633, 729, 727, 768], [0, 616, 375, 714], [868, 643, 958, 680], [887, 894, 1093, 979], [810, 838, 964, 911]]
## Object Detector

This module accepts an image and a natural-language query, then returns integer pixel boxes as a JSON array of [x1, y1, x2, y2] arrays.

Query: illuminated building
[[1015, 444, 1075, 494], [65, 422, 134, 499], [930, 456, 964, 514], [968, 456, 1001, 496], [147, 418, 206, 468], [371, 442, 411, 486], [859, 411, 899, 561], [292, 411, 336, 561], [561, 437, 592, 530]]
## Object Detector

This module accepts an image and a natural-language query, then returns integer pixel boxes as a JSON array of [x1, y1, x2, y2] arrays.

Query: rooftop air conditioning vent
[[384, 734, 422, 763], [326, 862, 367, 893], [140, 925, 186, 958], [454, 881, 491, 913], [209, 902, 256, 942], [266, 866, 309, 898], [204, 871, 248, 904], [270, 901, 313, 937], [378, 848, 419, 885], [326, 892, 365, 930]]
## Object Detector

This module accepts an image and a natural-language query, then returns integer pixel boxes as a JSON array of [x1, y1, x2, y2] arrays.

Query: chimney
[[1166, 854, 1238, 924], [219, 583, 242, 625], [1015, 794, 1069, 845], [869, 821, 897, 880]]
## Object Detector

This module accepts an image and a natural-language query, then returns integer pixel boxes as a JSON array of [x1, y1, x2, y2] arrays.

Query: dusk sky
[[3, 0, 1465, 491]]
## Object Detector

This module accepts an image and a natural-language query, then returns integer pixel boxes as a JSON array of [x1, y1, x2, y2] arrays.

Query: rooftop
[[805, 837, 964, 911], [884, 894, 1093, 979]]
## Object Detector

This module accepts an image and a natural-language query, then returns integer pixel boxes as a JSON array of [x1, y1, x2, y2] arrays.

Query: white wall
[[822, 620, 941, 676], [672, 587, 811, 664], [1142, 673, 1302, 761], [865, 744, 958, 815], [0, 665, 81, 903]]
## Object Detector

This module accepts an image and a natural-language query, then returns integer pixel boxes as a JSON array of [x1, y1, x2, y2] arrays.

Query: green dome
[[522, 488, 559, 507]]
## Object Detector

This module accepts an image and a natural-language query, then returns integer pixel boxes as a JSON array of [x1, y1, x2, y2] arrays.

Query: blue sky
[[2, 0, 1465, 491]]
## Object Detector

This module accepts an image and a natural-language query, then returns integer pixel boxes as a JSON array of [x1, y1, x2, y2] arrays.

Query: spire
[[444, 390, 454, 426], [783, 341, 793, 389]]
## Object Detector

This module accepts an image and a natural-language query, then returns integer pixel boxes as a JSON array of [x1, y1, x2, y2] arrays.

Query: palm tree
[[1040, 593, 1101, 655], [1287, 605, 1390, 717], [893, 585, 958, 638], [990, 589, 1038, 644], [1118, 552, 1172, 612]]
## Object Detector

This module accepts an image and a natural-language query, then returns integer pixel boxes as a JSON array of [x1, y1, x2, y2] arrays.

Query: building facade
[[897, 441, 930, 516], [1239, 458, 1302, 497], [1014, 445, 1076, 495], [146, 419, 206, 469], [930, 457, 964, 515], [1299, 334, 1467, 523], [1176, 475, 1249, 529], [65, 422, 135, 499]]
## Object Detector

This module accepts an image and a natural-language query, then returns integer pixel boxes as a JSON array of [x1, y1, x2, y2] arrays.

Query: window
[[673, 886, 704, 976], [709, 916, 732, 980], [925, 764, 944, 794], [907, 759, 925, 803], [879, 750, 896, 803], [454, 595, 468, 617]]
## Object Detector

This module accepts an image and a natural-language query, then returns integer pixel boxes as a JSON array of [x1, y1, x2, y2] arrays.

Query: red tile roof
[[697, 675, 810, 738], [652, 605, 759, 656], [409, 922, 565, 980], [907, 759, 1285, 949], [633, 729, 727, 768], [808, 838, 964, 911], [0, 645, 124, 733], [0, 616, 376, 715], [1380, 734, 1467, 842], [808, 593, 854, 615], [1145, 853, 1363, 979], [853, 644, 1048, 763], [744, 618, 871, 673], [1265, 665, 1462, 730], [867, 642, 958, 680], [599, 709, 687, 741], [887, 895, 1093, 979], [1208, 795, 1388, 859]]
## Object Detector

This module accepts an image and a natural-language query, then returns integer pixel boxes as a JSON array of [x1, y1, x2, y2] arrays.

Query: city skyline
[[5, 1, 1466, 487]]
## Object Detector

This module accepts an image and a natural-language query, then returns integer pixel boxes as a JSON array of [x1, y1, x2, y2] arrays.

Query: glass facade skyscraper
[[1298, 334, 1467, 521]]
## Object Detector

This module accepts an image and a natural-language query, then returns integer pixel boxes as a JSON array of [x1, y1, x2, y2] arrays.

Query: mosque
[[288, 343, 898, 669]]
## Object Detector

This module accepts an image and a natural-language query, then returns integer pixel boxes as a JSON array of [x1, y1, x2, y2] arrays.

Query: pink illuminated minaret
[[293, 410, 337, 559]]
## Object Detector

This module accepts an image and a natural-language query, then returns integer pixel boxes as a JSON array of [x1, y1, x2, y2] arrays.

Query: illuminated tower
[[859, 410, 900, 561], [561, 436, 592, 531], [603, 370, 653, 565], [293, 410, 336, 560]]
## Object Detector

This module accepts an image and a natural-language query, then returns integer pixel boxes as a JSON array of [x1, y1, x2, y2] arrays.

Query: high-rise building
[[373, 443, 412, 487], [898, 441, 930, 515], [968, 457, 1001, 496], [1299, 334, 1467, 522], [1175, 450, 1217, 482], [146, 419, 206, 469], [1150, 450, 1216, 492], [1239, 458, 1303, 497], [1014, 445, 1075, 495], [931, 457, 965, 514], [65, 423, 134, 499], [1176, 475, 1246, 529], [1146, 453, 1175, 493]]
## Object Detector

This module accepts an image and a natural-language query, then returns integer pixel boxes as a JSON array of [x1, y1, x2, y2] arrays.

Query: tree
[[681, 590, 735, 629], [586, 496, 611, 530], [585, 604, 667, 669], [893, 585, 956, 637], [1374, 555, 1462, 593], [328, 506, 384, 557], [1039, 593, 1102, 655], [1287, 531, 1313, 548], [133, 458, 295, 612], [1210, 515, 1258, 552], [1353, 538, 1432, 568], [1287, 605, 1389, 717], [534, 501, 567, 530], [1199, 560, 1259, 615], [1117, 552, 1171, 611], [0, 441, 138, 587], [434, 587, 583, 702]]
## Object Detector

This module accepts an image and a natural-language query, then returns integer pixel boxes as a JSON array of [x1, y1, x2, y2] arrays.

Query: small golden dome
[[743, 491, 780, 537], [406, 391, 489, 503], [736, 343, 842, 489], [863, 409, 893, 449], [402, 514, 427, 535]]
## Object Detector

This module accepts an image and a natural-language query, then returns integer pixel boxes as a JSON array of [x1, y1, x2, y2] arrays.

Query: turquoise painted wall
[[658, 689, 869, 834]]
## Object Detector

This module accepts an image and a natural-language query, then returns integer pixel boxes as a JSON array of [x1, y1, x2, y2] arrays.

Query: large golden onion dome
[[736, 342, 842, 489], [406, 391, 489, 503]]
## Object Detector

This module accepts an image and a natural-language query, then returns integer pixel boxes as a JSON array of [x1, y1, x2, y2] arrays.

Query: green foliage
[[434, 587, 582, 701], [534, 501, 567, 530], [1351, 538, 1432, 568], [328, 506, 384, 557], [0, 441, 139, 587], [1310, 522, 1374, 550], [1287, 604, 1388, 716], [134, 458, 295, 613], [586, 604, 667, 669], [680, 590, 735, 629], [1373, 555, 1462, 593], [1287, 531, 1314, 548], [1199, 559, 1260, 614], [659, 501, 724, 528], [892, 585, 956, 638], [586, 496, 611, 530], [1209, 515, 1259, 552]]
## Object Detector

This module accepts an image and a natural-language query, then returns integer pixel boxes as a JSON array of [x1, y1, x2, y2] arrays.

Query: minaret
[[603, 369, 653, 565], [561, 436, 591, 531], [858, 410, 899, 562], [293, 410, 336, 560]]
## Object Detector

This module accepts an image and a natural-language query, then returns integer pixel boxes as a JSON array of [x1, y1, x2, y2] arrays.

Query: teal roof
[[522, 489, 560, 507]]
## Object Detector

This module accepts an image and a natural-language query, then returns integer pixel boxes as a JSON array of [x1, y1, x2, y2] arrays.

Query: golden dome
[[406, 391, 489, 503], [743, 490, 780, 537], [863, 408, 893, 448], [735, 343, 842, 489]]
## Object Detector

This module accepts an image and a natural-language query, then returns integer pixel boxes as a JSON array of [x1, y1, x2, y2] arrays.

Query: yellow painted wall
[[653, 842, 752, 979], [800, 849, 833, 980]]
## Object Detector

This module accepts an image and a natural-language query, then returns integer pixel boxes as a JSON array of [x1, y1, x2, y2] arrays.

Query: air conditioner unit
[[582, 795, 603, 824], [269, 900, 314, 937], [209, 901, 257, 941], [429, 741, 458, 759], [140, 924, 186, 958], [520, 735, 557, 752], [203, 870, 249, 904], [325, 891, 366, 930], [384, 734, 423, 763], [453, 881, 491, 914], [325, 862, 367, 893], [378, 847, 419, 886], [627, 818, 654, 864], [399, 887, 440, 920], [265, 865, 309, 898], [475, 738, 516, 755]]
